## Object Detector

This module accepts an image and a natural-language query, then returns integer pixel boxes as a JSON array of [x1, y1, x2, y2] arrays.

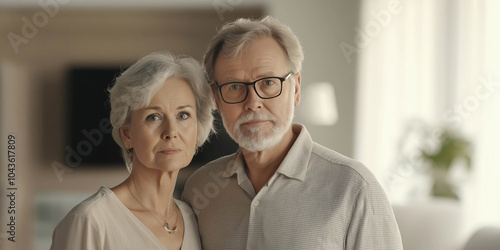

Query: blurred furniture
[[392, 199, 463, 250], [462, 226, 500, 250]]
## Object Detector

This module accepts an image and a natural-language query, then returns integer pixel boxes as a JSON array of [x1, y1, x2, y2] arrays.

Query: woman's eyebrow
[[177, 105, 194, 110]]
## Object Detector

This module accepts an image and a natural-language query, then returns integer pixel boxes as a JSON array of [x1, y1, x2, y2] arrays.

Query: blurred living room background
[[1, 0, 499, 249]]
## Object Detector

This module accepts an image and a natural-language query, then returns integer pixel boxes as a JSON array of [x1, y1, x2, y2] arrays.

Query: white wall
[[269, 0, 361, 157]]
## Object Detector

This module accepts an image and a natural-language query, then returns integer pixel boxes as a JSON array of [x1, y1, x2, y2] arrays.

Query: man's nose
[[243, 85, 263, 111]]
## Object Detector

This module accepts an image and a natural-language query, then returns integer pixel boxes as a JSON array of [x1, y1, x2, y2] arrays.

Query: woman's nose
[[161, 119, 178, 139]]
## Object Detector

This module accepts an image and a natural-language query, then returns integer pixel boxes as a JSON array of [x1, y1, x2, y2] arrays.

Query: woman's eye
[[178, 112, 191, 120], [146, 114, 161, 121]]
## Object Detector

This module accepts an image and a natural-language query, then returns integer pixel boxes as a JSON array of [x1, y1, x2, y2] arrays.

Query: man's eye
[[263, 79, 277, 86], [146, 114, 161, 121], [229, 84, 242, 91]]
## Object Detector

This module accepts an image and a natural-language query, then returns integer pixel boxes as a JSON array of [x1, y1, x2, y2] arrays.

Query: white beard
[[221, 89, 295, 152]]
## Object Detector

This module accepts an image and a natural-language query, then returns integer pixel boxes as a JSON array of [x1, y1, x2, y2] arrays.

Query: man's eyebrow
[[223, 72, 276, 83], [255, 72, 275, 79]]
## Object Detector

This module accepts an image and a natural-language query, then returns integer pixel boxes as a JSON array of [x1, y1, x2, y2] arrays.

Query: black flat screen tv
[[66, 67, 238, 167]]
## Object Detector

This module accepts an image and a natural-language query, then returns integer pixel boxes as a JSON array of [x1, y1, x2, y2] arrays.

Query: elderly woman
[[51, 51, 215, 250]]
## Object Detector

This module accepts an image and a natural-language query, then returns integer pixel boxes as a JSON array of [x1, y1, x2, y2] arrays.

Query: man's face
[[213, 36, 301, 152]]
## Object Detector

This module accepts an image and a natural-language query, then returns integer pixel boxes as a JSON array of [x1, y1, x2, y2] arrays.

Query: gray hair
[[109, 51, 215, 171], [203, 16, 304, 83]]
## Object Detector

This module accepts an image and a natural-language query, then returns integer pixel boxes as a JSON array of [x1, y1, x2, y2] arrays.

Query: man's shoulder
[[182, 153, 237, 207], [190, 153, 236, 179], [309, 143, 392, 213], [183, 152, 237, 191], [309, 142, 379, 185]]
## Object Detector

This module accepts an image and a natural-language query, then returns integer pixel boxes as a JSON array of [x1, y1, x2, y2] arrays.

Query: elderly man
[[182, 16, 403, 250]]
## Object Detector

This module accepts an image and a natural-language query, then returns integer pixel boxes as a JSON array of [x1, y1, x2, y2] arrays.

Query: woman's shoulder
[[175, 198, 202, 250], [62, 186, 116, 221], [51, 187, 118, 249], [175, 198, 195, 218], [175, 198, 199, 231]]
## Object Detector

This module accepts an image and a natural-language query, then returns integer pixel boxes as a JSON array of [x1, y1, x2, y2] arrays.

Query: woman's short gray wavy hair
[[109, 51, 215, 172], [203, 16, 304, 83]]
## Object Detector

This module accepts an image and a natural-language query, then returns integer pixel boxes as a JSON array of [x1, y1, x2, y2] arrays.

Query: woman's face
[[121, 78, 198, 172]]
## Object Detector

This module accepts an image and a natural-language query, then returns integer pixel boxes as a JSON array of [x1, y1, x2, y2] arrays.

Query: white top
[[51, 186, 201, 250], [182, 124, 403, 250]]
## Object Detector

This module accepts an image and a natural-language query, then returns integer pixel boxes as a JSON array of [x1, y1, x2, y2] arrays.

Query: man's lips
[[159, 148, 182, 155], [241, 120, 267, 126]]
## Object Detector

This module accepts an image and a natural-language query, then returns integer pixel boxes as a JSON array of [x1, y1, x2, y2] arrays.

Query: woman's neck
[[123, 165, 179, 218]]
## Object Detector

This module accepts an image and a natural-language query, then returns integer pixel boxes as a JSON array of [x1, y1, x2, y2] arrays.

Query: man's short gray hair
[[109, 51, 215, 171], [203, 16, 304, 83]]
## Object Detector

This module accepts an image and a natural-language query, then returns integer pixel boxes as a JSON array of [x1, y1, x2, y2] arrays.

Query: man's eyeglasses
[[215, 73, 293, 104]]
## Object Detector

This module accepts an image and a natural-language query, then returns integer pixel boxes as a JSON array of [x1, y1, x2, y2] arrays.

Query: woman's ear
[[120, 127, 132, 149]]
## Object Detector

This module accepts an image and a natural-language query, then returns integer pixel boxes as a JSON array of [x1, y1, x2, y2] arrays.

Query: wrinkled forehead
[[215, 37, 289, 82], [219, 34, 278, 58]]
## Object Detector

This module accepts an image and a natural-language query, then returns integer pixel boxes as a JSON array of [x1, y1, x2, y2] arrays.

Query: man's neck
[[241, 127, 298, 193]]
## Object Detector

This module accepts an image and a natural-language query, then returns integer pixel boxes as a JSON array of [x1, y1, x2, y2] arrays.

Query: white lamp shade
[[296, 82, 338, 126]]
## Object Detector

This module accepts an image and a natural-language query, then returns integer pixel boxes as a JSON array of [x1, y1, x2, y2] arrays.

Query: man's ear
[[210, 84, 222, 113], [120, 127, 132, 149], [294, 73, 301, 107]]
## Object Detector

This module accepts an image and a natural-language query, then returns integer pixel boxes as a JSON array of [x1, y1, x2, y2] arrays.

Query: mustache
[[236, 112, 276, 126]]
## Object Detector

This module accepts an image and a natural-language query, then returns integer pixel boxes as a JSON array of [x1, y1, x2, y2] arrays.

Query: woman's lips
[[159, 148, 181, 155]]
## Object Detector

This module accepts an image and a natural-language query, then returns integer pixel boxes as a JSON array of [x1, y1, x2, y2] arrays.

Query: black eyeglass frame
[[214, 73, 293, 104]]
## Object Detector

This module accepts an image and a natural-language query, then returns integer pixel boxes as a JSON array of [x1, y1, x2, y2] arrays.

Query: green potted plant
[[419, 128, 472, 200]]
